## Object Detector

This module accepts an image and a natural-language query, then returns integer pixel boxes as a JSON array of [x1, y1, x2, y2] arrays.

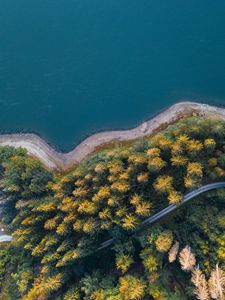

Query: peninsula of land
[[0, 101, 224, 170]]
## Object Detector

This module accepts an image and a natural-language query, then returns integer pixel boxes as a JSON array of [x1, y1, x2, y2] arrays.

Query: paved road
[[1, 182, 225, 245], [98, 182, 225, 250], [0, 235, 12, 243]]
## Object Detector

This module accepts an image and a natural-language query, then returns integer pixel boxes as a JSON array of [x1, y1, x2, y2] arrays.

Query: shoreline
[[0, 101, 225, 170]]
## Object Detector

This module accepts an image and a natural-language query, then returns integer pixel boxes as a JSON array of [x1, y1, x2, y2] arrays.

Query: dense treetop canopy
[[0, 116, 224, 299]]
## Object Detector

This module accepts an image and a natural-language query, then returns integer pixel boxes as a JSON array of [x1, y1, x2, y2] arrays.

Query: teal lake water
[[1, 1, 225, 151]]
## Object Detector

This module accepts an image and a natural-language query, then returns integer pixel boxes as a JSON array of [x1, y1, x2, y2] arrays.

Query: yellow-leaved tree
[[119, 275, 146, 300]]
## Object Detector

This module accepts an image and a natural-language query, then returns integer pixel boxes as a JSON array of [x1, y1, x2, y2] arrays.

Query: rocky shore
[[0, 101, 224, 170]]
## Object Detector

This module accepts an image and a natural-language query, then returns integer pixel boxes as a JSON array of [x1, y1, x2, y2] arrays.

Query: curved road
[[1, 182, 225, 245], [98, 182, 225, 250], [0, 235, 12, 243]]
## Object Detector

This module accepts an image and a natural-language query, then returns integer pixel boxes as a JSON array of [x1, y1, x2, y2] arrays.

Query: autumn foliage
[[0, 116, 225, 299]]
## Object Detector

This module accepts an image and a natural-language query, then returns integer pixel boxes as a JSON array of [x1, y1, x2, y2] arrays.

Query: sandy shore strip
[[0, 101, 225, 170]]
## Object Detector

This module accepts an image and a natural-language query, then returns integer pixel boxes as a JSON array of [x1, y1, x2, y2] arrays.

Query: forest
[[0, 116, 224, 299]]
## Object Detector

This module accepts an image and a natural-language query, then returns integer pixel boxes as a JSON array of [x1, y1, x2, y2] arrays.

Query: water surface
[[1, 0, 225, 151]]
